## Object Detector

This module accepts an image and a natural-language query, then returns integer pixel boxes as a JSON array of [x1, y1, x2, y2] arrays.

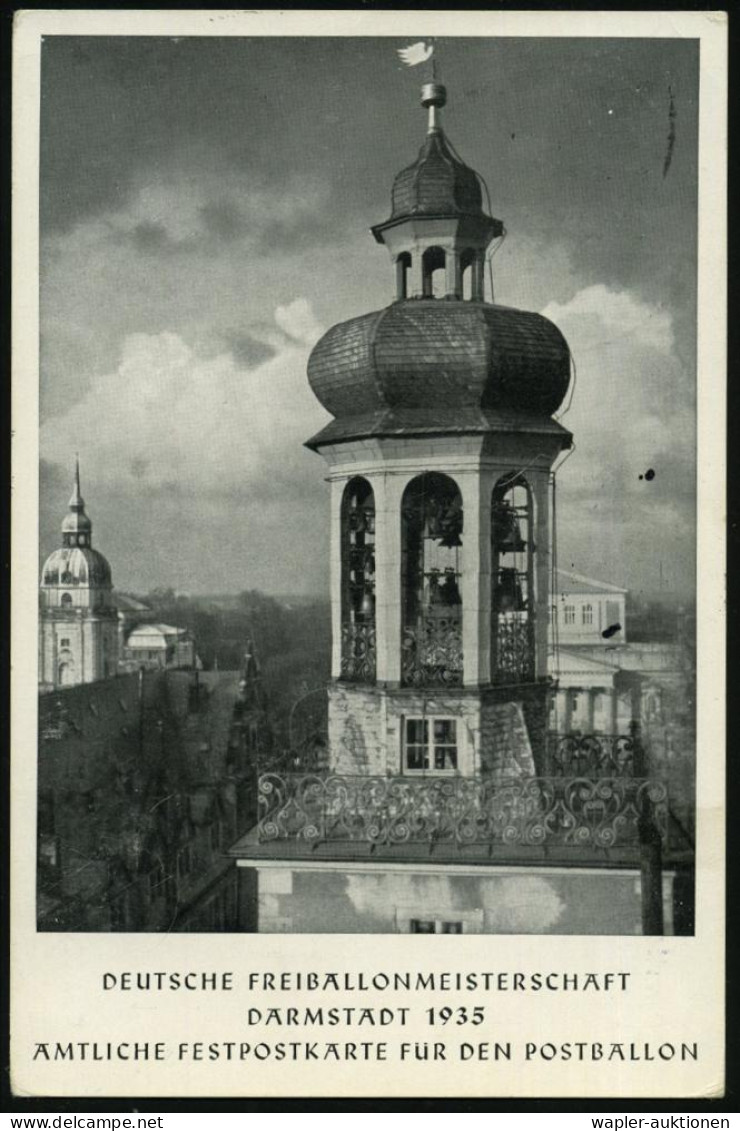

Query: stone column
[[446, 249, 462, 299], [373, 472, 405, 685], [409, 248, 424, 298], [459, 471, 491, 687], [586, 688, 596, 732], [563, 689, 573, 734], [472, 254, 485, 301], [329, 477, 344, 679]]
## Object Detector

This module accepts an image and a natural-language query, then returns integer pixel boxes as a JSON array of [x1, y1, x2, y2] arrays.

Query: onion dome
[[306, 300, 571, 450]]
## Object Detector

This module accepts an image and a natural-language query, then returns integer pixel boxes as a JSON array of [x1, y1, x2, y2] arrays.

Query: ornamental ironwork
[[340, 623, 377, 682], [545, 733, 637, 777], [257, 772, 667, 849], [402, 617, 463, 687], [492, 616, 535, 684]]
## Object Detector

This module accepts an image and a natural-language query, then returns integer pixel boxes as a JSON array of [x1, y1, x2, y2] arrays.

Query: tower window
[[491, 475, 535, 684], [404, 717, 458, 773], [60, 592, 73, 607], [60, 638, 70, 647], [564, 605, 575, 625], [421, 245, 446, 298], [401, 472, 463, 687], [461, 247, 484, 300], [582, 604, 593, 625], [340, 477, 376, 683], [396, 252, 411, 301], [409, 918, 464, 934]]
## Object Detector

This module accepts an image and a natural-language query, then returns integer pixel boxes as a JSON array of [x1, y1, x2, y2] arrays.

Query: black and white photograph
[[11, 8, 726, 1101]]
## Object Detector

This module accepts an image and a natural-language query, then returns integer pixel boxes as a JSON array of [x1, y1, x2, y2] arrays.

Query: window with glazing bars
[[404, 717, 458, 772]]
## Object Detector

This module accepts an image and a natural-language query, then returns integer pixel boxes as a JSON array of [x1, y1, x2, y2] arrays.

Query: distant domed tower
[[306, 82, 573, 776], [39, 460, 119, 688]]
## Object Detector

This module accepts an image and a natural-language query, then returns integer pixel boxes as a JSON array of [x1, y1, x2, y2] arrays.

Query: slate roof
[[390, 129, 484, 220], [306, 300, 572, 448]]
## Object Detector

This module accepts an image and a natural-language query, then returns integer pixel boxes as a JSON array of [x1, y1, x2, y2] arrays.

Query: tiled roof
[[306, 407, 571, 451], [307, 299, 571, 445], [113, 593, 152, 613]]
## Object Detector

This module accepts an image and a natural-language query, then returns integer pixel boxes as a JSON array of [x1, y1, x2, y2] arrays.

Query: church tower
[[306, 81, 573, 777], [39, 460, 119, 688]]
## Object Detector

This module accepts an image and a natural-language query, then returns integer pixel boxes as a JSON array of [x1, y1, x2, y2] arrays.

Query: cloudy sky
[[39, 34, 698, 598]]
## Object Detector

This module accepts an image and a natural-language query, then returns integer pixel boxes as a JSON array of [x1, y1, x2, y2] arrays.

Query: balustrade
[[340, 623, 377, 682], [257, 771, 667, 849], [401, 617, 463, 687], [545, 732, 636, 776]]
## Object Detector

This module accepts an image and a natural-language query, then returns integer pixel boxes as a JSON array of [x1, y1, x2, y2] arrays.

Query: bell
[[359, 587, 375, 619], [440, 568, 461, 606], [493, 501, 526, 553], [496, 567, 525, 613], [427, 569, 443, 604]]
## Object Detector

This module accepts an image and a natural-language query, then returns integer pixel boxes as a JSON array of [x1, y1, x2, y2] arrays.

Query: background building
[[121, 622, 197, 670], [39, 461, 119, 690]]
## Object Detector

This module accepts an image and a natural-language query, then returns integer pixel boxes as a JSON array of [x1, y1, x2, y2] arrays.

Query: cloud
[[542, 284, 695, 592], [40, 300, 330, 500], [224, 332, 277, 370], [274, 298, 324, 346]]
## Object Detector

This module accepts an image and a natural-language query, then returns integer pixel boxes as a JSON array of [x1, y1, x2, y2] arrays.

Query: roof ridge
[[556, 568, 627, 593]]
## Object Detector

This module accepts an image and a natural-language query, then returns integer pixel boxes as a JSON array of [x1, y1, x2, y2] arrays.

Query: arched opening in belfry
[[401, 472, 463, 687], [395, 252, 411, 301], [421, 246, 447, 298], [340, 476, 376, 682], [60, 592, 73, 607], [491, 474, 536, 684], [461, 248, 476, 301]]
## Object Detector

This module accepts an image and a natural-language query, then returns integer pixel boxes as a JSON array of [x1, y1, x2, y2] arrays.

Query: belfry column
[[374, 472, 404, 685], [445, 249, 462, 299], [459, 472, 492, 686], [330, 478, 344, 679], [533, 470, 552, 681]]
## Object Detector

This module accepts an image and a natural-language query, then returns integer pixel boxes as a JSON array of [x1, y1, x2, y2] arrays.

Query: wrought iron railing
[[340, 623, 376, 682], [492, 617, 534, 684], [257, 772, 667, 849], [402, 617, 463, 687], [545, 733, 637, 776]]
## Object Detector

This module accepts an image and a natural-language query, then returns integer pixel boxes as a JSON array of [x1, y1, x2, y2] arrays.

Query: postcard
[[10, 9, 726, 1099]]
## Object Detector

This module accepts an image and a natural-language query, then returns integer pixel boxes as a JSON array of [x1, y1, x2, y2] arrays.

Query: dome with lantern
[[306, 81, 571, 452], [41, 460, 113, 591]]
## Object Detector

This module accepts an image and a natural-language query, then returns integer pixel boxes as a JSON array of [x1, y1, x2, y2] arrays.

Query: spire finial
[[421, 80, 447, 133], [69, 454, 85, 511]]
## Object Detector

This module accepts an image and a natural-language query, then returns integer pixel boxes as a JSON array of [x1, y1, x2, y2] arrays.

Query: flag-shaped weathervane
[[397, 41, 434, 67]]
